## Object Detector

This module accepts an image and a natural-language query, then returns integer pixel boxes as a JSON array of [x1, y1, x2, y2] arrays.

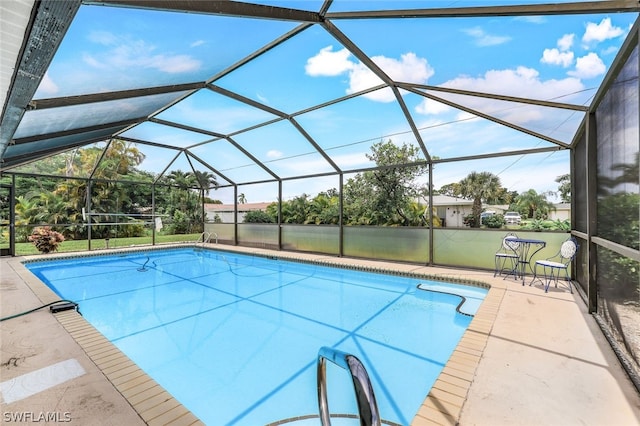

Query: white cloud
[[415, 66, 585, 128], [190, 40, 205, 48], [568, 52, 606, 79], [540, 34, 575, 67], [463, 27, 511, 46], [306, 47, 433, 102], [415, 98, 451, 115], [375, 52, 434, 83], [557, 34, 575, 51], [347, 61, 389, 100], [441, 66, 583, 103], [84, 31, 201, 74], [38, 72, 59, 95], [541, 48, 574, 67], [349, 53, 433, 101], [147, 54, 201, 73], [305, 46, 353, 76], [582, 17, 625, 44], [267, 150, 283, 159]]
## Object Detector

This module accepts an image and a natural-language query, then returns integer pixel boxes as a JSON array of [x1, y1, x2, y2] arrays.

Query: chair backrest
[[502, 233, 519, 252], [559, 238, 578, 262]]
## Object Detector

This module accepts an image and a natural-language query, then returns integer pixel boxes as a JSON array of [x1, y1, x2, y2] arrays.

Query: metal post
[[87, 179, 92, 251], [339, 173, 344, 258], [152, 184, 156, 246], [278, 180, 282, 251], [233, 185, 238, 246], [586, 112, 598, 313]]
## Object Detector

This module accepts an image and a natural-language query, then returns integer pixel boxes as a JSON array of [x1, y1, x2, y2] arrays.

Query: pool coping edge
[[12, 244, 504, 426]]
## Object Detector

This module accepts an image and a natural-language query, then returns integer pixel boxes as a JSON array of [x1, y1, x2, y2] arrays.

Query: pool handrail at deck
[[317, 346, 382, 426]]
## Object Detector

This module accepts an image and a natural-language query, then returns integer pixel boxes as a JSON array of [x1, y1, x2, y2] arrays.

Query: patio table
[[511, 238, 546, 284]]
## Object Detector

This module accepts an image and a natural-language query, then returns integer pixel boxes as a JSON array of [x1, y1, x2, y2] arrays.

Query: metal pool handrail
[[197, 231, 211, 245], [317, 346, 381, 426]]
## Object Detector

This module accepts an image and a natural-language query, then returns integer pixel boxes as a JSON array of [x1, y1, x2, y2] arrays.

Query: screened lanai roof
[[1, 1, 639, 193]]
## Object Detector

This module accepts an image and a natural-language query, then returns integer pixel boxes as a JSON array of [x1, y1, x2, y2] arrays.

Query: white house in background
[[205, 199, 571, 227], [431, 195, 474, 228], [549, 203, 571, 221], [205, 202, 273, 223]]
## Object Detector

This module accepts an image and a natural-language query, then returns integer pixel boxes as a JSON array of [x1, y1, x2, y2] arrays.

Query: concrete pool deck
[[1, 244, 639, 425]]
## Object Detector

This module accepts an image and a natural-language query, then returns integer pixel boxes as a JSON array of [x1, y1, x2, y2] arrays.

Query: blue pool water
[[26, 248, 487, 425]]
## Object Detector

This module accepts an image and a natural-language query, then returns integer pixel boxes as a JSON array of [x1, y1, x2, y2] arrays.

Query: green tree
[[243, 210, 274, 223], [193, 170, 218, 195], [15, 193, 40, 225], [306, 192, 339, 225], [167, 170, 198, 189], [93, 139, 145, 179], [36, 191, 68, 225], [555, 174, 571, 203], [344, 140, 426, 226], [281, 194, 312, 224], [457, 171, 503, 228], [434, 183, 460, 197], [514, 189, 556, 220], [404, 201, 442, 227]]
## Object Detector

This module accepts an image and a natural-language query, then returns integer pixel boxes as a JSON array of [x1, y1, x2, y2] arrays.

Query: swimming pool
[[26, 248, 487, 425]]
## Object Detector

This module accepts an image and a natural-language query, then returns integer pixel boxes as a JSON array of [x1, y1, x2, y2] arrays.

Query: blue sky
[[29, 2, 638, 203]]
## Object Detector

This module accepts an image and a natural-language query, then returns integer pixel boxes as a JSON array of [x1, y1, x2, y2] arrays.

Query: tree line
[[2, 140, 213, 242], [2, 138, 572, 243], [245, 140, 568, 228]]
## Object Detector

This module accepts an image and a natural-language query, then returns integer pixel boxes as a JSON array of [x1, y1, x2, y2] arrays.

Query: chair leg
[[530, 263, 542, 287], [544, 267, 559, 293], [543, 266, 552, 292], [563, 268, 573, 293], [544, 267, 551, 292], [495, 256, 518, 280]]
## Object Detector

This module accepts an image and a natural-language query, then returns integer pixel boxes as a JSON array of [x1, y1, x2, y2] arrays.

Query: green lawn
[[11, 233, 202, 256]]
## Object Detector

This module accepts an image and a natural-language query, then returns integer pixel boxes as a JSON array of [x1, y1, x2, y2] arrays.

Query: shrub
[[243, 210, 274, 223], [463, 214, 477, 228], [483, 214, 505, 228], [28, 226, 64, 253]]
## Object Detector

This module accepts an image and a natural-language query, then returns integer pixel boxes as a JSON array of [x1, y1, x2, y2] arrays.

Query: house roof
[[205, 202, 272, 212], [431, 195, 473, 206]]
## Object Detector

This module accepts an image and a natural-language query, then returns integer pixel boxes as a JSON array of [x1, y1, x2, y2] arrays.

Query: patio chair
[[494, 232, 520, 278], [531, 236, 578, 293]]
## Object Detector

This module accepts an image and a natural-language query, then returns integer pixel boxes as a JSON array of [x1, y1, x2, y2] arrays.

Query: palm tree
[[458, 171, 503, 228], [94, 139, 145, 179], [14, 193, 40, 225], [37, 191, 67, 224], [238, 193, 247, 204], [515, 189, 556, 219], [193, 170, 218, 195], [167, 170, 197, 189], [307, 192, 339, 225]]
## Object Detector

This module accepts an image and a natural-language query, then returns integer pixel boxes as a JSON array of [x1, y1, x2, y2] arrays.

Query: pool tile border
[[412, 286, 505, 425], [8, 256, 204, 426], [14, 244, 504, 426]]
